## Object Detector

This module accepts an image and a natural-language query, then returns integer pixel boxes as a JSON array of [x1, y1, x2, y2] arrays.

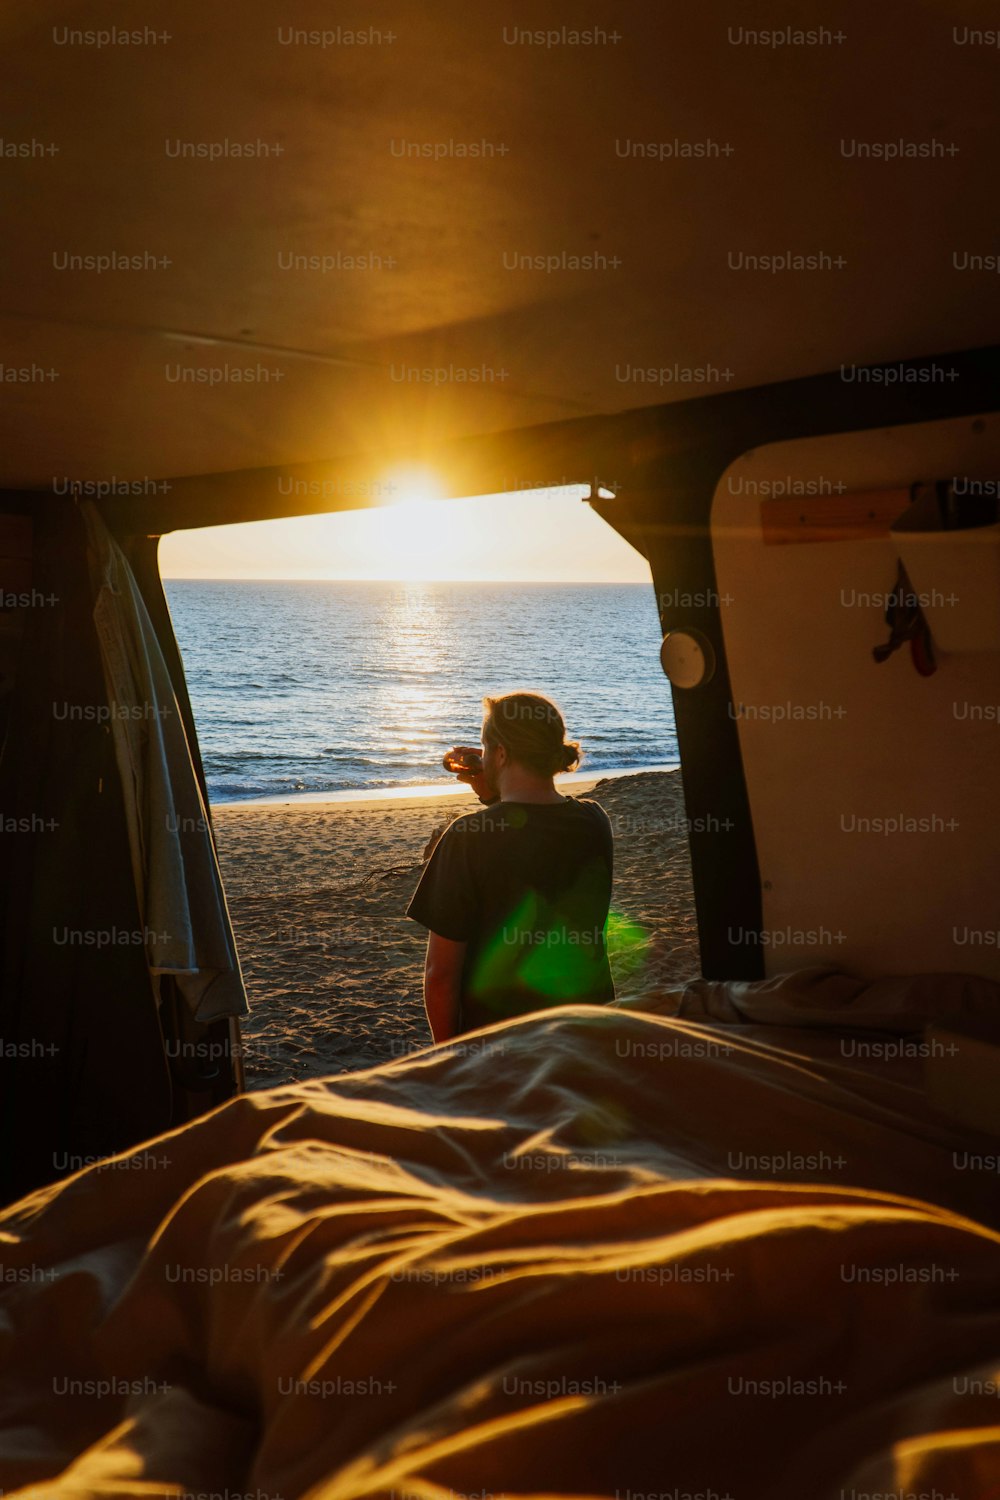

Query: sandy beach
[[213, 769, 699, 1088]]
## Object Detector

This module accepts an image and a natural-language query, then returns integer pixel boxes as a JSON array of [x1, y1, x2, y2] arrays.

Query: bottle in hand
[[442, 746, 484, 776], [442, 745, 495, 804]]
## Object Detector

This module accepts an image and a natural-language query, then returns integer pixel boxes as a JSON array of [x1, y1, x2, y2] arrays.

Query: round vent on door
[[660, 629, 716, 689]]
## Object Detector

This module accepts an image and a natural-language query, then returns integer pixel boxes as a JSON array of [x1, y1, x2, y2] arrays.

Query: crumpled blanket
[[1, 985, 999, 1500]]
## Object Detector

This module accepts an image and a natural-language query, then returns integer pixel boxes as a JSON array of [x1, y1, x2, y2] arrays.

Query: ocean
[[163, 580, 679, 804]]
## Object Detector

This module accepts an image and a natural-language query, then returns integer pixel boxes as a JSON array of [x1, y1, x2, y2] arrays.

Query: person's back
[[408, 794, 614, 1034], [407, 691, 616, 1040]]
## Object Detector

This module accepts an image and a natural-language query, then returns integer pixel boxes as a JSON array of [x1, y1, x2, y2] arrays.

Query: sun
[[379, 465, 445, 507], [374, 500, 452, 580], [368, 466, 456, 581]]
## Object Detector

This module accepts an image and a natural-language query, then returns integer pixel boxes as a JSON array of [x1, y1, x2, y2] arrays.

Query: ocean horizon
[[164, 579, 679, 804]]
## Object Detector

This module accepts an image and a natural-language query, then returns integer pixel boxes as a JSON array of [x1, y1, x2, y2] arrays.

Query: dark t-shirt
[[406, 796, 615, 1034]]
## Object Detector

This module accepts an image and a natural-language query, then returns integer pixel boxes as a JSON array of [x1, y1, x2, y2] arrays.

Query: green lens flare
[[606, 910, 650, 986], [468, 896, 651, 1007]]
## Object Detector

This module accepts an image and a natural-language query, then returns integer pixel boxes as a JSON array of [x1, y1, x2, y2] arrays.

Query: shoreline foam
[[210, 760, 681, 812]]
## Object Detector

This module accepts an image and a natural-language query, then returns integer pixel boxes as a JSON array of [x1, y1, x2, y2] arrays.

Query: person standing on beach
[[406, 692, 616, 1042]]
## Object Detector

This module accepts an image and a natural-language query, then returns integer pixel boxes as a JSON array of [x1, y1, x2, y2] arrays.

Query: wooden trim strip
[[760, 487, 912, 545]]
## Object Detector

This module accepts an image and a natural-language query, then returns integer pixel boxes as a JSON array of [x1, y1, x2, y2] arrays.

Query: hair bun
[[560, 739, 582, 772]]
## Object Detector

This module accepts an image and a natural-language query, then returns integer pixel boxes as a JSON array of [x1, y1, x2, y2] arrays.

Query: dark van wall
[[0, 498, 172, 1202]]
